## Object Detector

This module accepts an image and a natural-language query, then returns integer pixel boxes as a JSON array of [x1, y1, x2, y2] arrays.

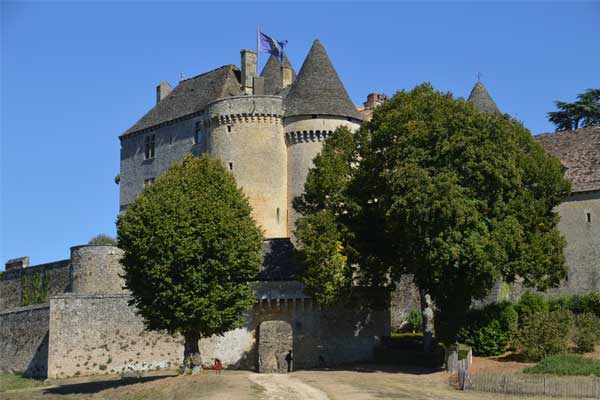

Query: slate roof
[[535, 126, 600, 192], [467, 82, 500, 114], [284, 40, 363, 121], [122, 65, 242, 137], [260, 54, 296, 95], [259, 238, 303, 281]]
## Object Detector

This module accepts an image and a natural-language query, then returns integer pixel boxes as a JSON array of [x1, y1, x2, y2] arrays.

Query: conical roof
[[467, 82, 500, 114], [284, 40, 362, 120], [260, 53, 296, 95]]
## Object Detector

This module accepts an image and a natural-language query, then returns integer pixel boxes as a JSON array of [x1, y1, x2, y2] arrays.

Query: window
[[144, 135, 155, 159], [228, 162, 233, 171], [194, 122, 201, 144], [586, 212, 592, 224], [227, 125, 232, 133], [276, 207, 280, 223], [144, 178, 155, 187]]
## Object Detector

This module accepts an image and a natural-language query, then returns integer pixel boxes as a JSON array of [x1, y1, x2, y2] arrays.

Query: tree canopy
[[548, 88, 600, 131], [294, 84, 571, 340], [117, 155, 264, 369], [88, 234, 117, 246]]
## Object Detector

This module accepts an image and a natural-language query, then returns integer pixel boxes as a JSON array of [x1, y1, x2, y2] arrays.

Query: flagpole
[[256, 26, 260, 70]]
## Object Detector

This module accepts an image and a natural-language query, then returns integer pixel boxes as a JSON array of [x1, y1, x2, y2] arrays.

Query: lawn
[[0, 373, 49, 392], [523, 354, 600, 376]]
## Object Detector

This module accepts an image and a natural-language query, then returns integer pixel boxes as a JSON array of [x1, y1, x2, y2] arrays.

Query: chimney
[[281, 65, 293, 88], [5, 256, 29, 271], [364, 93, 387, 108], [240, 49, 258, 95], [156, 81, 172, 104], [253, 76, 265, 96]]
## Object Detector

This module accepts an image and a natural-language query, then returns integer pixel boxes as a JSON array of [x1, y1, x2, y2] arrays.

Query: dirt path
[[248, 373, 329, 400]]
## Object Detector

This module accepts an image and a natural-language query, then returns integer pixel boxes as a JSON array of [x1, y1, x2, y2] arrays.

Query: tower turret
[[467, 81, 500, 113], [283, 39, 363, 237]]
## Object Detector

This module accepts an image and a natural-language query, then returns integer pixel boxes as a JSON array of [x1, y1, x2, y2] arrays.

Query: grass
[[0, 373, 48, 392], [523, 354, 600, 376]]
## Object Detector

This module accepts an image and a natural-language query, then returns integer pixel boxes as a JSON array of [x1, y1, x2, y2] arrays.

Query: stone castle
[[1, 39, 598, 378]]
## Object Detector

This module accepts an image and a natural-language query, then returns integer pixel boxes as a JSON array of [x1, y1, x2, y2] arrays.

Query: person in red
[[214, 358, 222, 374]]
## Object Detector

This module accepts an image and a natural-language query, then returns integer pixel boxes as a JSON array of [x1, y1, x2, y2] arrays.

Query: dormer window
[[144, 135, 155, 159]]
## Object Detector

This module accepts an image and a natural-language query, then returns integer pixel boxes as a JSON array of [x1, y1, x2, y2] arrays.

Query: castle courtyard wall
[[0, 259, 70, 311], [0, 304, 50, 376], [47, 283, 388, 378]]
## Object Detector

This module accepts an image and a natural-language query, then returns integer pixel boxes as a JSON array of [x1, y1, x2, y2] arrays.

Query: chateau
[[1, 39, 598, 378]]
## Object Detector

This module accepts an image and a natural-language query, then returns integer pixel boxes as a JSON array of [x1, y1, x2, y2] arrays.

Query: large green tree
[[548, 88, 600, 131], [295, 84, 571, 343], [117, 155, 264, 370]]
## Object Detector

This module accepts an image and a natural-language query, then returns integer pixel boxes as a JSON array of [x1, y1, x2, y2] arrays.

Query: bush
[[573, 312, 600, 353], [524, 354, 600, 376], [547, 292, 600, 318], [515, 292, 548, 321], [456, 302, 518, 356], [514, 309, 574, 361], [406, 307, 423, 333], [88, 234, 117, 246]]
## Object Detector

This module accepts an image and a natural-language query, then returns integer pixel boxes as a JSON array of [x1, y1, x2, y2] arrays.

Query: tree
[[117, 155, 264, 371], [295, 84, 571, 345], [548, 88, 600, 131], [88, 234, 117, 246]]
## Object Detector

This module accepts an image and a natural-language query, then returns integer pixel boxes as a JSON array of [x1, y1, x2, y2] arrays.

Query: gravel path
[[248, 373, 329, 400]]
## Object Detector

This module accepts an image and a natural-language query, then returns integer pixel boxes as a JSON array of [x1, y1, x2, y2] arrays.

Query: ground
[[0, 361, 577, 400]]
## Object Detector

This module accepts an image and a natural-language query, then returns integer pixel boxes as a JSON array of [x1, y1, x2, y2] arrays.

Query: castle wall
[[556, 190, 600, 293], [70, 245, 127, 294], [390, 275, 421, 332], [284, 116, 359, 237], [0, 304, 49, 377], [47, 282, 388, 378], [207, 96, 287, 238], [0, 259, 70, 311], [119, 117, 207, 211]]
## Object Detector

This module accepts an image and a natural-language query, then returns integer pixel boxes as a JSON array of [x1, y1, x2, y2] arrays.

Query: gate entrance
[[258, 320, 293, 373]]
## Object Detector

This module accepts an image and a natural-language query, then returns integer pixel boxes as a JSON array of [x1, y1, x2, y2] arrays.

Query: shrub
[[88, 234, 117, 246], [524, 354, 600, 376], [515, 292, 548, 321], [573, 312, 600, 353], [406, 307, 423, 333], [456, 302, 518, 356], [514, 309, 574, 361], [547, 292, 600, 318]]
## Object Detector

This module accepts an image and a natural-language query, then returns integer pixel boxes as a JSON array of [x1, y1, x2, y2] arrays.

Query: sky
[[1, 1, 599, 267]]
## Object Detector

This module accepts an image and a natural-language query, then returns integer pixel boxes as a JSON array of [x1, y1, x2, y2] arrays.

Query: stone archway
[[258, 320, 293, 373]]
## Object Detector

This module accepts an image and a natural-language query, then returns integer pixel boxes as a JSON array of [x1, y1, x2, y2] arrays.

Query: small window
[[144, 178, 155, 187], [276, 207, 280, 223], [586, 212, 592, 224], [228, 162, 233, 171], [227, 125, 232, 133], [144, 135, 155, 159]]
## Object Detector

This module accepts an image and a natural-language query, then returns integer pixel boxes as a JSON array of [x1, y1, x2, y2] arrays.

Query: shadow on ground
[[43, 374, 175, 395], [307, 362, 445, 375]]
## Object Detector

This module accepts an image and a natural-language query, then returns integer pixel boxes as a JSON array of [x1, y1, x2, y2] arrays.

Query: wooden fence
[[464, 372, 600, 398]]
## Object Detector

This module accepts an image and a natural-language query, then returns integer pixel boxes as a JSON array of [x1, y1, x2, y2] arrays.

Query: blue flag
[[258, 30, 287, 61]]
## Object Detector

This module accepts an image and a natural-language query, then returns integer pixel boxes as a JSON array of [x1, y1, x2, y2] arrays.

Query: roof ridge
[[179, 64, 239, 83]]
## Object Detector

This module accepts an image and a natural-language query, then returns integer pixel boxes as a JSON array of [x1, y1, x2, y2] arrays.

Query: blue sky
[[1, 1, 599, 267]]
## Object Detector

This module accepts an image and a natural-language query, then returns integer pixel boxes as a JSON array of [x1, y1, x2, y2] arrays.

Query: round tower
[[70, 245, 126, 294], [283, 40, 363, 237], [205, 95, 287, 238]]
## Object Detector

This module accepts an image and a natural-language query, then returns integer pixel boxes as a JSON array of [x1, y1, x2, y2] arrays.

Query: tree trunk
[[183, 331, 202, 372], [419, 289, 434, 353]]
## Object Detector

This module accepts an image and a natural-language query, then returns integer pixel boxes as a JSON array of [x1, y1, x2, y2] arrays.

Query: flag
[[258, 30, 287, 61]]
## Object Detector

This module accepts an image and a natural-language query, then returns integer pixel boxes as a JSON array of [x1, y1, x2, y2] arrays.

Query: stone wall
[[48, 294, 182, 379], [390, 275, 421, 332], [70, 245, 127, 294], [0, 259, 70, 311], [47, 283, 388, 378], [0, 304, 50, 376]]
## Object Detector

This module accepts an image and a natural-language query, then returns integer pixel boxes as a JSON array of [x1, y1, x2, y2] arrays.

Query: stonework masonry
[[0, 304, 50, 377]]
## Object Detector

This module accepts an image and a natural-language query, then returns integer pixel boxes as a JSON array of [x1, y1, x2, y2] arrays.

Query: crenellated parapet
[[205, 113, 282, 128]]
